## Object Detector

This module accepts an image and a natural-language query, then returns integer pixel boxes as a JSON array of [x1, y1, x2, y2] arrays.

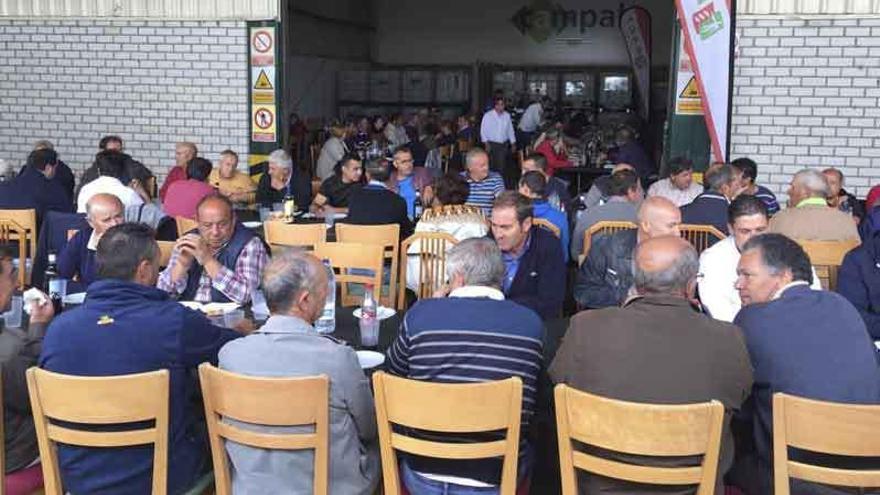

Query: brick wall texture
[[732, 16, 880, 201], [0, 19, 250, 184]]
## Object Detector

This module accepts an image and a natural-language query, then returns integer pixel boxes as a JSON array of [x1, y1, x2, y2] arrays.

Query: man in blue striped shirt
[[462, 148, 505, 216], [386, 237, 544, 494]]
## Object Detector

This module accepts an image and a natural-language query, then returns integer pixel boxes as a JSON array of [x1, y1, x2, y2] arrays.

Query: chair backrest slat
[[0, 219, 28, 288], [796, 239, 860, 290], [335, 224, 400, 309], [679, 224, 726, 254], [533, 218, 560, 238], [313, 242, 383, 306], [398, 232, 459, 307], [263, 221, 327, 253], [0, 209, 36, 284], [580, 221, 637, 265]]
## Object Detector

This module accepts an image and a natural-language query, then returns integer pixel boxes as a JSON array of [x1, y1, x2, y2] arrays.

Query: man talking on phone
[[157, 194, 268, 304]]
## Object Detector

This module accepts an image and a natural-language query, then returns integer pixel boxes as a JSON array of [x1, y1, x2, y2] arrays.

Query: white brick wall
[[0, 19, 250, 185], [732, 16, 880, 202]]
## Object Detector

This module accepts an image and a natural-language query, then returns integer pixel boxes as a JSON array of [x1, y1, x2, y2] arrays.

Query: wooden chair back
[[145, 176, 158, 200], [773, 393, 880, 494], [554, 385, 724, 495], [309, 144, 321, 174], [0, 220, 28, 289], [26, 368, 170, 495], [263, 221, 327, 254], [0, 209, 37, 284], [533, 218, 560, 238], [198, 364, 329, 495], [580, 221, 638, 265], [175, 216, 198, 237], [456, 139, 473, 154], [796, 239, 861, 290], [157, 241, 174, 268], [398, 232, 459, 308], [313, 242, 383, 306], [679, 224, 726, 254], [335, 224, 400, 309], [439, 145, 453, 172], [372, 372, 523, 495]]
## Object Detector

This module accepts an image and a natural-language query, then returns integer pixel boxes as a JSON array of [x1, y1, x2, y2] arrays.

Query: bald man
[[574, 196, 681, 309], [159, 141, 198, 202], [157, 194, 268, 304], [58, 193, 125, 288], [552, 236, 753, 495]]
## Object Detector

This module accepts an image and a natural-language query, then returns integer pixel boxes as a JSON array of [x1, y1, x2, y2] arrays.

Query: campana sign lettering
[[511, 1, 632, 42]]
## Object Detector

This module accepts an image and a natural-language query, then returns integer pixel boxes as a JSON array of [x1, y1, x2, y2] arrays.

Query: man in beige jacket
[[769, 168, 859, 241]]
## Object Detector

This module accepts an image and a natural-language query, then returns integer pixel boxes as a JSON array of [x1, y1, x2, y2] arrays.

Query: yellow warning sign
[[252, 92, 275, 105], [679, 76, 700, 99], [254, 69, 273, 90]]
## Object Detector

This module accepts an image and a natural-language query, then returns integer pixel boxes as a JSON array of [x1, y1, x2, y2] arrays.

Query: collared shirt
[[479, 109, 516, 145], [77, 175, 145, 213], [518, 102, 542, 133], [462, 171, 505, 216], [157, 236, 268, 304], [647, 177, 703, 207], [449, 285, 505, 300], [397, 176, 417, 219], [502, 233, 531, 293], [796, 197, 828, 208], [773, 280, 811, 300]]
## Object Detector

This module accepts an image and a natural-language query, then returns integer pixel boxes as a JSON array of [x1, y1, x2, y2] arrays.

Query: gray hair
[[268, 149, 293, 170], [632, 242, 699, 295], [544, 128, 560, 140], [793, 168, 829, 197], [33, 139, 54, 151], [705, 164, 735, 192], [446, 237, 505, 289], [262, 249, 322, 313], [85, 193, 124, 220], [465, 148, 489, 167]]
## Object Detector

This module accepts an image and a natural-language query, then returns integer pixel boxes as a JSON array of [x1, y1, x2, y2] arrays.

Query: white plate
[[242, 221, 262, 229], [179, 301, 240, 315], [62, 292, 86, 305], [356, 350, 385, 370], [300, 212, 348, 220], [352, 306, 396, 320]]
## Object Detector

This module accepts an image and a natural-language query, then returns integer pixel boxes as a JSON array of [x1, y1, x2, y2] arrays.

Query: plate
[[242, 221, 262, 229], [300, 212, 348, 220], [352, 306, 396, 320], [62, 292, 86, 305], [356, 350, 385, 370], [179, 301, 240, 316]]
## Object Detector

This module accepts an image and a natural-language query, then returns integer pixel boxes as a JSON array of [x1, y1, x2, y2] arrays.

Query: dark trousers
[[487, 141, 517, 189]]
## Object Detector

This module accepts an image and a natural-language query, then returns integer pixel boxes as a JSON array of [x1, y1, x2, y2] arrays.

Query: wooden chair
[[456, 138, 473, 154], [263, 221, 327, 254], [0, 220, 28, 289], [0, 373, 44, 494], [157, 240, 175, 268], [335, 224, 400, 309], [533, 218, 560, 238], [372, 372, 523, 495], [145, 176, 158, 200], [679, 224, 726, 254], [175, 216, 198, 237], [438, 144, 453, 172], [309, 143, 322, 174], [554, 384, 724, 495], [580, 221, 638, 265], [773, 393, 880, 494], [398, 232, 459, 308], [796, 239, 861, 291], [26, 368, 172, 495], [313, 242, 384, 307], [198, 364, 329, 495], [0, 209, 36, 284]]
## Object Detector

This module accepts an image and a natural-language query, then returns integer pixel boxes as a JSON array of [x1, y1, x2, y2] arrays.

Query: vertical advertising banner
[[675, 0, 734, 163], [620, 6, 652, 121]]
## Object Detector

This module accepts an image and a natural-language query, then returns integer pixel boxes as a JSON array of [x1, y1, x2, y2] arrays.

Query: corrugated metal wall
[[739, 0, 880, 14], [0, 0, 277, 19]]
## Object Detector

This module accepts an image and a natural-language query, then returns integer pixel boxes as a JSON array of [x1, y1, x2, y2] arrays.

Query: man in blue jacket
[[0, 148, 74, 220], [39, 223, 246, 495], [837, 230, 880, 340], [490, 191, 565, 319], [518, 171, 570, 263]]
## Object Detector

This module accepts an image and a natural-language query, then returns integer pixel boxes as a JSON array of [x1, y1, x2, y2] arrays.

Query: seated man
[[219, 250, 379, 494], [730, 233, 880, 495], [732, 157, 779, 216], [571, 169, 642, 261], [574, 196, 681, 309], [162, 157, 216, 220], [823, 167, 864, 221], [552, 236, 753, 494], [681, 163, 739, 236], [518, 171, 570, 263], [770, 168, 860, 241], [39, 223, 245, 495], [385, 145, 434, 218], [159, 141, 198, 202], [580, 163, 634, 209], [646, 157, 702, 207], [26, 140, 75, 200], [345, 157, 414, 239], [0, 148, 74, 219], [387, 237, 544, 494], [312, 154, 363, 210], [0, 250, 53, 475], [462, 148, 505, 216], [521, 152, 572, 208], [158, 195, 268, 304], [76, 151, 148, 213], [255, 149, 312, 211], [208, 149, 256, 207], [58, 193, 124, 288], [491, 191, 565, 319], [837, 230, 880, 339]]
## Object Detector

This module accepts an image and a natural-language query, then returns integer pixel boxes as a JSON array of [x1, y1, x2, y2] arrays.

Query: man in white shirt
[[76, 152, 147, 213], [699, 195, 820, 322], [647, 157, 703, 207], [480, 96, 517, 188], [517, 96, 544, 148]]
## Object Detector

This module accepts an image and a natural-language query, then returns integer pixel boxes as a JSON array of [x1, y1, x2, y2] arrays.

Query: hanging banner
[[675, 0, 733, 163], [620, 6, 651, 121]]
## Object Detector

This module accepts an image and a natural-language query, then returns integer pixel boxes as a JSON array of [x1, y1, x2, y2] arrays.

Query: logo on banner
[[692, 2, 725, 40], [510, 0, 635, 43]]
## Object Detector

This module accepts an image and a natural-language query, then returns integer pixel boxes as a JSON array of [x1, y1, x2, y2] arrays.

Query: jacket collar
[[774, 281, 812, 300], [256, 314, 315, 335], [697, 191, 729, 203], [623, 294, 702, 312], [449, 286, 505, 300], [796, 197, 828, 208], [85, 279, 171, 305]]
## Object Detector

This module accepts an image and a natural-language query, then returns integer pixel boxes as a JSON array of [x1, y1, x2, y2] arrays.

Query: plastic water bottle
[[359, 285, 379, 348], [315, 260, 336, 334], [324, 205, 335, 230]]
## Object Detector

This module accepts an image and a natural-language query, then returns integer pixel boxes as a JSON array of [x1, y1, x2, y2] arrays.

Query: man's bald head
[[195, 194, 235, 249], [633, 236, 699, 296], [86, 193, 125, 235], [637, 196, 681, 239], [612, 163, 635, 174]]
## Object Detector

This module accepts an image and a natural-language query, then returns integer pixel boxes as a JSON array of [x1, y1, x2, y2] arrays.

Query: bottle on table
[[359, 284, 379, 348], [44, 252, 66, 314], [282, 192, 296, 222], [315, 260, 336, 334], [413, 192, 423, 221]]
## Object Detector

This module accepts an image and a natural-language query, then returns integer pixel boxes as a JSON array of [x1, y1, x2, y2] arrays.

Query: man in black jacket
[[490, 191, 565, 319], [681, 163, 739, 236], [574, 196, 681, 309], [837, 230, 880, 339], [345, 157, 414, 239]]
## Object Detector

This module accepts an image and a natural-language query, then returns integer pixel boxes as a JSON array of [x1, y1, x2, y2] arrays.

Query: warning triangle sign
[[680, 76, 700, 98], [254, 70, 273, 90]]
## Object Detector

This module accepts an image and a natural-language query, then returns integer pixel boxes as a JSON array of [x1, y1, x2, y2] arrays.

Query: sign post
[[247, 21, 281, 174]]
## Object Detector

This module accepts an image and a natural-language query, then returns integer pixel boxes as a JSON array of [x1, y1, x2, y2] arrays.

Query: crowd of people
[[0, 97, 879, 494]]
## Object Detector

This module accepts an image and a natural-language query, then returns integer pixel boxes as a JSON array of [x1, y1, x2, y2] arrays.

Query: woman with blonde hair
[[315, 121, 349, 181]]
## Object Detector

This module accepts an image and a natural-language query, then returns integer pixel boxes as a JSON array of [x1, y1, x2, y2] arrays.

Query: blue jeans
[[401, 460, 501, 495]]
